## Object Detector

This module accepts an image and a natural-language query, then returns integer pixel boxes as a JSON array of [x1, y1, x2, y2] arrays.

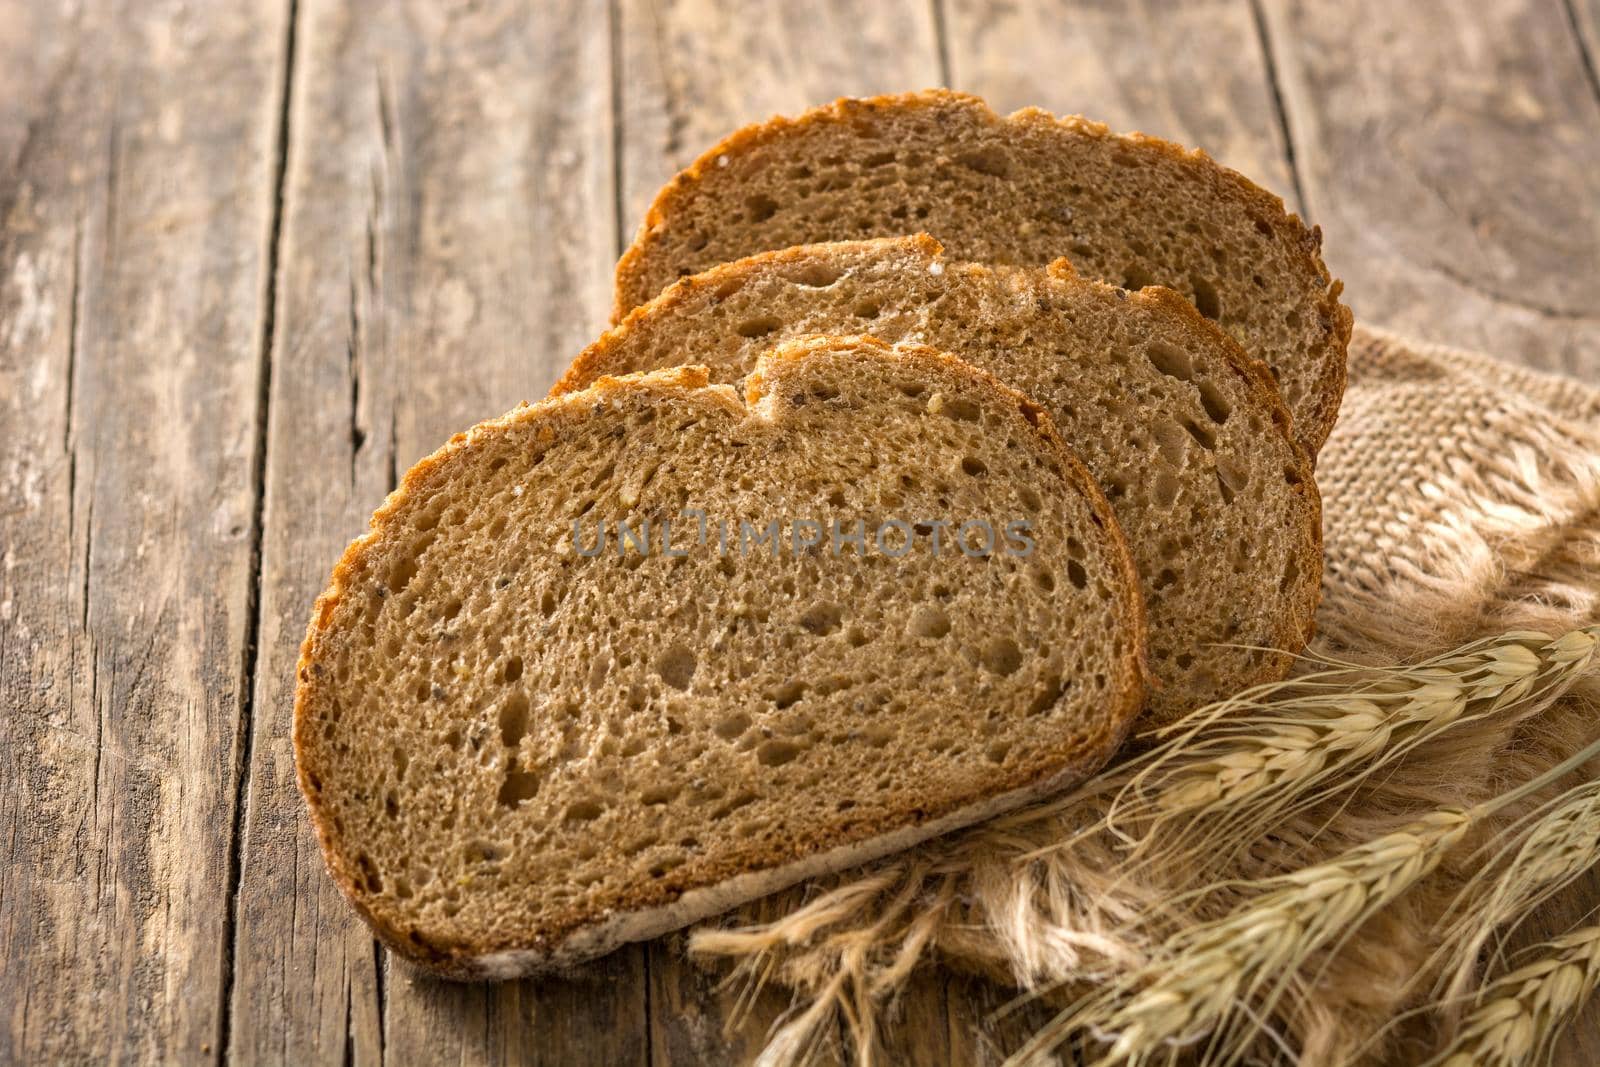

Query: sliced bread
[[612, 89, 1352, 455], [562, 237, 1321, 722], [295, 335, 1146, 977]]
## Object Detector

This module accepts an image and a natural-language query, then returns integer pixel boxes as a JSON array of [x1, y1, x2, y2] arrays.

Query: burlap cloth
[[1319, 325, 1600, 650]]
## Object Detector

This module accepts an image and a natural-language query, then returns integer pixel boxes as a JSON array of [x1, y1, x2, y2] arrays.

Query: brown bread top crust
[[567, 236, 1321, 722], [296, 336, 1146, 977], [613, 88, 1352, 456]]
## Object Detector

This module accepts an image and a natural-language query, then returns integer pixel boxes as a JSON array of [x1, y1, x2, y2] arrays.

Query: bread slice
[[295, 335, 1146, 977], [612, 89, 1352, 456], [563, 236, 1321, 722]]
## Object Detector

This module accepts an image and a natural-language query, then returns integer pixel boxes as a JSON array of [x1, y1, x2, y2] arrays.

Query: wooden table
[[4, 1, 1598, 1062]]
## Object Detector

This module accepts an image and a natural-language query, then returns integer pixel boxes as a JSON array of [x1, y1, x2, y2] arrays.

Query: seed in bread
[[296, 335, 1146, 977], [613, 89, 1351, 456], [565, 236, 1321, 723]]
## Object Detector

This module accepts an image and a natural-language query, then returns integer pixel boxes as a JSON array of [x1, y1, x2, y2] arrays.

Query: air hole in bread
[[933, 395, 981, 421], [1217, 456, 1251, 496], [1190, 276, 1222, 320], [863, 149, 897, 167], [356, 853, 382, 892], [654, 642, 697, 691], [1028, 675, 1065, 715], [791, 263, 844, 288], [466, 840, 506, 864], [388, 557, 418, 594], [1145, 341, 1194, 381], [1198, 380, 1232, 424], [502, 656, 524, 683], [985, 740, 1011, 763], [961, 456, 987, 477], [756, 740, 803, 767], [745, 194, 779, 223], [799, 602, 842, 636], [770, 681, 806, 709], [955, 147, 1012, 178], [498, 693, 530, 747], [1181, 417, 1217, 451], [1281, 557, 1300, 592], [564, 800, 604, 823], [640, 784, 679, 806], [1152, 417, 1188, 466], [736, 316, 782, 338], [1153, 470, 1181, 506], [713, 712, 751, 740], [981, 637, 1023, 676], [910, 606, 951, 639], [497, 766, 540, 808], [1123, 264, 1158, 292]]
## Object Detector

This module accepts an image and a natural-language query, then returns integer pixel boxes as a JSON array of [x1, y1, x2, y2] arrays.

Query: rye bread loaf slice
[[561, 236, 1320, 723], [296, 335, 1146, 977], [612, 89, 1352, 456]]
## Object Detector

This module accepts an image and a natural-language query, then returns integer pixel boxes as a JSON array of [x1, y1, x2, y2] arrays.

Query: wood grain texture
[[942, 0, 1301, 210], [1259, 0, 1600, 383], [225, 1, 645, 1064], [0, 1, 289, 1061], [615, 0, 944, 241]]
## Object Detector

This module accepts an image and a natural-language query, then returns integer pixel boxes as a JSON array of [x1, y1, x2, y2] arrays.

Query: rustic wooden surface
[[3, 0, 1598, 1063]]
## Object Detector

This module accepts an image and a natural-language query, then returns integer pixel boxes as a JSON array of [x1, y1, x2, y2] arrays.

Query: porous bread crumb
[[613, 89, 1351, 456], [563, 236, 1321, 722], [295, 336, 1145, 976]]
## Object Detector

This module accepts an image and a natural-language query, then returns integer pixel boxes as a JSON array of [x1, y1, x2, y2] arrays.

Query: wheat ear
[[1011, 810, 1473, 1067], [1428, 773, 1600, 1002], [1106, 628, 1599, 870], [1025, 730, 1600, 1067], [1425, 925, 1600, 1067]]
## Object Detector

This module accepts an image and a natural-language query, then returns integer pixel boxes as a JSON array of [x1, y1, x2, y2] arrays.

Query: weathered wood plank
[[613, 3, 948, 1060], [0, 1, 289, 1062], [1258, 0, 1600, 382], [226, 1, 646, 1063], [941, 0, 1301, 211]]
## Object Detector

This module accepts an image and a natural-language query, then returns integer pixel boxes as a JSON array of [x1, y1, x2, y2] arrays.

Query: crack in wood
[[372, 938, 387, 1066], [1248, 0, 1308, 220], [930, 0, 953, 87], [346, 273, 365, 489], [386, 409, 398, 496], [1564, 0, 1600, 112], [219, 0, 300, 1063], [609, 0, 627, 260]]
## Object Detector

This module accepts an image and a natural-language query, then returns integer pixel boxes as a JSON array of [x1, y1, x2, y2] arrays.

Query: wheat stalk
[[1431, 775, 1600, 1003], [1011, 811, 1474, 1067], [1426, 926, 1600, 1067], [1105, 628, 1599, 870], [1021, 729, 1600, 1067]]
